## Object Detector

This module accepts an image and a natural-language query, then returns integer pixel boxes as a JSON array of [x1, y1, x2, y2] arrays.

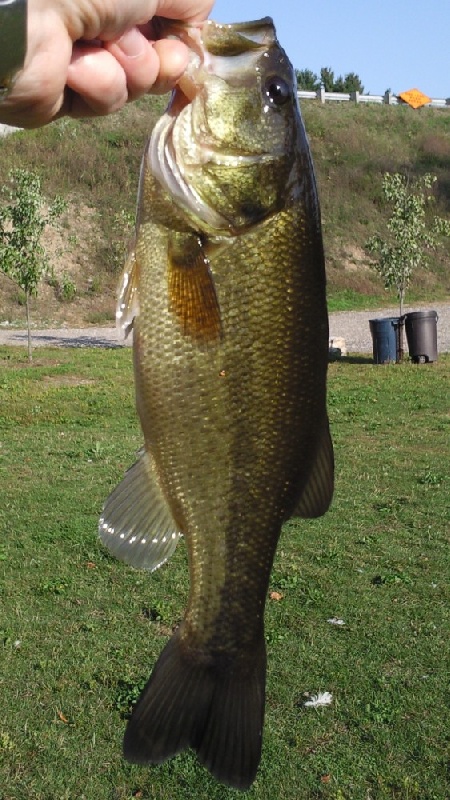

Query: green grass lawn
[[0, 347, 448, 800]]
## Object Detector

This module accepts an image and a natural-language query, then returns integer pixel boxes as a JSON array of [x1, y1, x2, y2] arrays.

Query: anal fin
[[99, 449, 181, 571]]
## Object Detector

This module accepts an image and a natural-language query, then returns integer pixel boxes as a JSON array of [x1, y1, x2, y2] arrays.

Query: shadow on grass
[[7, 333, 127, 349], [330, 355, 374, 365]]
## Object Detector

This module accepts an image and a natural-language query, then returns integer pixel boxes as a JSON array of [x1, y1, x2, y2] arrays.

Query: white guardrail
[[298, 89, 450, 108]]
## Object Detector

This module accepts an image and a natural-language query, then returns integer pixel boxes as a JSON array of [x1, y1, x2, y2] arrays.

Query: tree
[[319, 67, 364, 93], [320, 67, 335, 91], [333, 75, 347, 93], [295, 69, 320, 91], [342, 72, 364, 94], [296, 66, 365, 94], [366, 172, 450, 355], [0, 169, 66, 360]]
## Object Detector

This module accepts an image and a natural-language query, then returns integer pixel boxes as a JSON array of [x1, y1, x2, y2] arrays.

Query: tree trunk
[[399, 287, 404, 318], [26, 293, 32, 362]]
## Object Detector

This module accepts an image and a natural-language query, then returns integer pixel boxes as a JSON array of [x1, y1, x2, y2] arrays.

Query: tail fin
[[123, 629, 266, 791]]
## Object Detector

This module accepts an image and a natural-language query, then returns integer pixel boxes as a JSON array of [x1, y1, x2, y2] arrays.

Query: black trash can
[[404, 310, 438, 363], [369, 317, 400, 364]]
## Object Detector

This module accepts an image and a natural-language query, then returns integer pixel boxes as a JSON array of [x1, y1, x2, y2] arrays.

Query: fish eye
[[264, 76, 291, 106]]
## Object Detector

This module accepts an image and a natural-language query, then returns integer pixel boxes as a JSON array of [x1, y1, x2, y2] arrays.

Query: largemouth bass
[[99, 16, 334, 790]]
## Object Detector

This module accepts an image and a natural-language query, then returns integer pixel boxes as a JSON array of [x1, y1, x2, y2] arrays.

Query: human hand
[[0, 0, 214, 128]]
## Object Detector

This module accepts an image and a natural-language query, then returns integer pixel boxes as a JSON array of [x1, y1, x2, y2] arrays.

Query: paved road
[[0, 303, 449, 353]]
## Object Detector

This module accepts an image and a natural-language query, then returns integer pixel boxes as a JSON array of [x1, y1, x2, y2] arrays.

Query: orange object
[[269, 591, 284, 601], [398, 88, 431, 109]]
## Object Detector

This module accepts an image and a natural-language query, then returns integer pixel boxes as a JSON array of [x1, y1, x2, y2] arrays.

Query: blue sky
[[211, 0, 450, 99]]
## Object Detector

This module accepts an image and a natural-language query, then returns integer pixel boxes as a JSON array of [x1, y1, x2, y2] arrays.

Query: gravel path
[[0, 302, 449, 353], [328, 302, 450, 354]]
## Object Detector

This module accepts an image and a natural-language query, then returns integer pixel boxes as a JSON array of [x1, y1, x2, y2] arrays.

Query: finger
[[65, 45, 128, 117], [105, 28, 188, 101], [60, 1, 214, 41], [149, 38, 192, 94], [152, 1, 215, 24]]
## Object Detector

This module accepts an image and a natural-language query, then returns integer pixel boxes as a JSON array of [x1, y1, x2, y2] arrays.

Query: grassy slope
[[306, 103, 450, 309], [0, 98, 449, 324], [0, 347, 449, 799]]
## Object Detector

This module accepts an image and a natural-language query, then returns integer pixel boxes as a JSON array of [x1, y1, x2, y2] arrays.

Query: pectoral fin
[[293, 417, 334, 518], [168, 232, 222, 343], [99, 449, 182, 571], [116, 243, 140, 338]]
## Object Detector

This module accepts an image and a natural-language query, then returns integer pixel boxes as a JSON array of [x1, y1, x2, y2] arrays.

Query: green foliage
[[0, 169, 66, 296], [58, 272, 77, 302], [295, 69, 320, 91], [296, 67, 364, 93], [0, 169, 66, 357], [46, 269, 77, 302], [366, 172, 450, 315], [114, 676, 147, 716], [100, 208, 135, 274], [336, 71, 365, 94], [320, 66, 335, 91]]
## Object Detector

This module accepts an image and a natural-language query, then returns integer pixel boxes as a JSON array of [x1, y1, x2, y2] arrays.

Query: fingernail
[[117, 28, 146, 59]]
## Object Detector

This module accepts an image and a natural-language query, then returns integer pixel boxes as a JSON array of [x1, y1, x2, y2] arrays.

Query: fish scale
[[99, 16, 333, 790]]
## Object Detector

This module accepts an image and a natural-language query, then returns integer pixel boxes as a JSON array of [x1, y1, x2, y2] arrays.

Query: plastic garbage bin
[[369, 317, 400, 364], [404, 310, 438, 363]]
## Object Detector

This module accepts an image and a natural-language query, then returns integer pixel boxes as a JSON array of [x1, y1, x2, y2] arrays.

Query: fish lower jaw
[[148, 118, 233, 233]]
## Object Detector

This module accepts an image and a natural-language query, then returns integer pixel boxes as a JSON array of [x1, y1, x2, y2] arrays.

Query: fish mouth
[[150, 98, 233, 232], [149, 18, 279, 232], [159, 15, 277, 117], [153, 16, 276, 57]]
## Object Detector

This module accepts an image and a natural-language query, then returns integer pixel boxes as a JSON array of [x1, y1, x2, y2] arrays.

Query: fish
[[99, 16, 334, 791]]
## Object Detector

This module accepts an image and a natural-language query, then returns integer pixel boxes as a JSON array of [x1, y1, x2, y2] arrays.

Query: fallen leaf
[[270, 591, 283, 601], [57, 710, 69, 724], [321, 774, 331, 783], [86, 562, 96, 569]]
